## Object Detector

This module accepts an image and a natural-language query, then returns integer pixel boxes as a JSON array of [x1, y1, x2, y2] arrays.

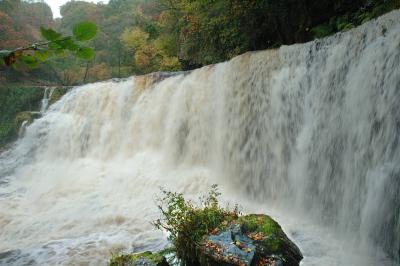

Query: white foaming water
[[40, 87, 54, 114], [1, 10, 400, 266]]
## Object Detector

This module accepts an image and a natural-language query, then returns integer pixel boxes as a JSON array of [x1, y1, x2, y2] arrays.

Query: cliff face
[[0, 87, 43, 147], [0, 87, 69, 148]]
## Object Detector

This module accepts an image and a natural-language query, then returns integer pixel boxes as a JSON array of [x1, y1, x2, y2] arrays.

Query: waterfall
[[40, 87, 55, 114], [17, 120, 29, 138], [17, 88, 55, 138], [0, 10, 399, 266]]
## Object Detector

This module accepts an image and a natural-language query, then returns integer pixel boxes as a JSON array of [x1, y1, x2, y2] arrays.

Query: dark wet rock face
[[198, 215, 302, 266], [199, 224, 256, 265]]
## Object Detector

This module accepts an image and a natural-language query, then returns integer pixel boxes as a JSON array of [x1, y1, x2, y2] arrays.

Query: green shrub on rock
[[109, 186, 302, 266], [153, 185, 240, 265], [153, 186, 302, 266]]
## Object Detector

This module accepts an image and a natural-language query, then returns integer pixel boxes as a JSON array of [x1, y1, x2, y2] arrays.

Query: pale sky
[[44, 0, 109, 18]]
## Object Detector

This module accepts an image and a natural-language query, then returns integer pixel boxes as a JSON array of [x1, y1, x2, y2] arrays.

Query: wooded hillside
[[1, 0, 399, 85]]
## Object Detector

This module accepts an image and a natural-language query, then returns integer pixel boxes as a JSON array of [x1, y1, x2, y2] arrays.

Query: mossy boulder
[[109, 251, 169, 266], [13, 111, 41, 136], [198, 214, 302, 266], [13, 111, 38, 129], [113, 188, 302, 266]]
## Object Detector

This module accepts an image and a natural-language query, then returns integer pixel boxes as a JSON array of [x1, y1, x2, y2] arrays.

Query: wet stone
[[199, 224, 256, 266], [198, 215, 303, 266]]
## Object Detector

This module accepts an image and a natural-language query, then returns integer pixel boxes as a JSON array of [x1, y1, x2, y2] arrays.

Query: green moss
[[0, 123, 14, 144], [14, 112, 35, 129], [109, 251, 166, 266], [238, 214, 281, 236], [237, 214, 283, 254], [262, 236, 281, 253]]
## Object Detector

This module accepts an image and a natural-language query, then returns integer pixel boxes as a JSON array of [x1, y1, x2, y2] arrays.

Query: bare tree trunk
[[118, 46, 121, 78], [83, 61, 90, 83]]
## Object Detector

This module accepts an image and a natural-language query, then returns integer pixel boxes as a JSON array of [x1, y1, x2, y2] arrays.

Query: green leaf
[[58, 37, 79, 51], [73, 22, 97, 41], [76, 47, 94, 60], [40, 27, 62, 41], [35, 50, 48, 62], [55, 49, 65, 56], [19, 55, 38, 68], [48, 41, 62, 50]]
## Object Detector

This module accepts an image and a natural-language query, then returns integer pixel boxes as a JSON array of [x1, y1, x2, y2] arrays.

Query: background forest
[[1, 0, 399, 86]]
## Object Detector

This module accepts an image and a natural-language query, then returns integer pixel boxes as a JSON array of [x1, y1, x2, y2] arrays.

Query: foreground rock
[[109, 251, 169, 266], [198, 214, 302, 266], [110, 215, 302, 266]]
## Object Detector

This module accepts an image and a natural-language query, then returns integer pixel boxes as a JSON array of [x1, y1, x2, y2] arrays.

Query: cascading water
[[40, 87, 55, 114], [17, 88, 54, 138], [0, 10, 399, 266]]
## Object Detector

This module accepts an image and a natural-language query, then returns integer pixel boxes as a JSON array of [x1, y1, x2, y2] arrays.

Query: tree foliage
[[1, 21, 97, 68], [153, 0, 400, 68], [1, 0, 399, 85]]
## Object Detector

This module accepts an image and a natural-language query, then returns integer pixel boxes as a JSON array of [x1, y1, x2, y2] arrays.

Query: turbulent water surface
[[1, 10, 400, 266]]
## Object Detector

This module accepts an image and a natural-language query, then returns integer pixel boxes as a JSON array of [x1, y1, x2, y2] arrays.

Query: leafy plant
[[310, 23, 335, 39], [358, 12, 373, 24], [0, 21, 97, 68], [153, 185, 240, 264], [337, 22, 354, 31]]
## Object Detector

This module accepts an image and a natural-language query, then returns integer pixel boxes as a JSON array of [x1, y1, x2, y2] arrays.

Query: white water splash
[[0, 10, 399, 266], [40, 87, 54, 115]]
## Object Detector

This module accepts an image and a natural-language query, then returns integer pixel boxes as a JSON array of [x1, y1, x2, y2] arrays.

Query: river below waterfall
[[0, 10, 399, 266]]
